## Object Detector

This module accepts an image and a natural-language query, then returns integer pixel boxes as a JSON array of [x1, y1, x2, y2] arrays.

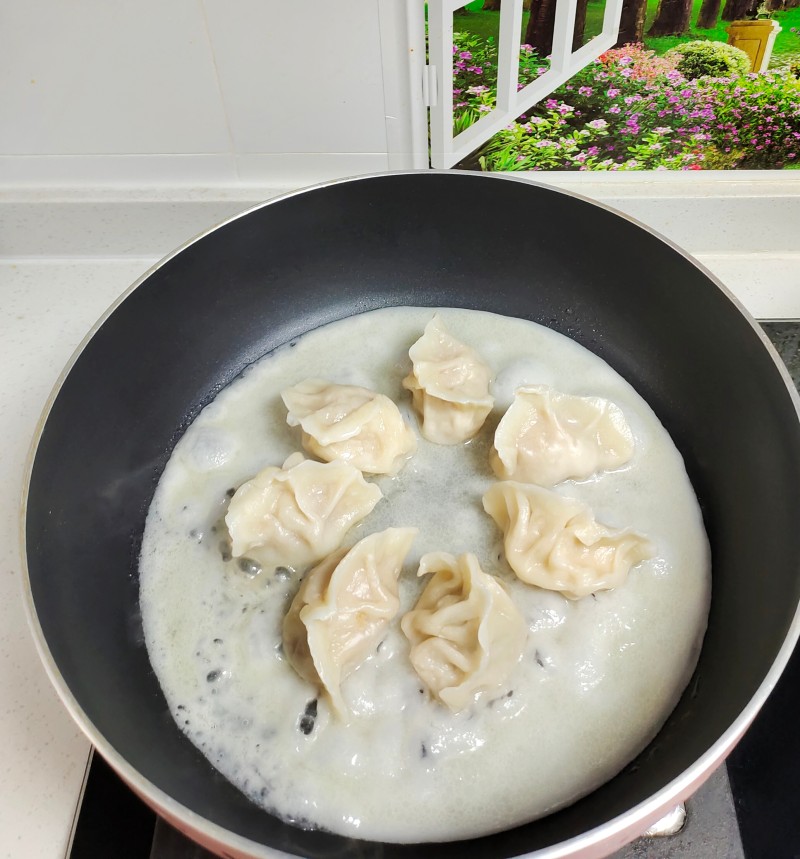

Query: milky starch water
[[139, 306, 710, 843]]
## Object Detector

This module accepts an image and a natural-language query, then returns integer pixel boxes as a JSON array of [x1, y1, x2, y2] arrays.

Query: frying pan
[[22, 171, 800, 858]]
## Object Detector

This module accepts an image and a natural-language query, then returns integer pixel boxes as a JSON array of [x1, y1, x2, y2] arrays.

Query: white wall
[[0, 0, 401, 186]]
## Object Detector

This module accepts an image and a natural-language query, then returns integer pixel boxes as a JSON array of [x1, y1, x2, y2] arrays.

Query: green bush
[[664, 40, 751, 79]]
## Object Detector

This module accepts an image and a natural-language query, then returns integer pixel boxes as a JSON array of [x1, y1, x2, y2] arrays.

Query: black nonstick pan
[[22, 171, 800, 858]]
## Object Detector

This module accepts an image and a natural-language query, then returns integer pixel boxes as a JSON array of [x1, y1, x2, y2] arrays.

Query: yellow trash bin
[[727, 19, 782, 72]]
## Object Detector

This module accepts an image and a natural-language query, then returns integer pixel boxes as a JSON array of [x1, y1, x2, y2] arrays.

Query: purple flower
[[579, 86, 593, 95], [608, 105, 622, 114], [607, 88, 620, 98], [459, 51, 473, 60]]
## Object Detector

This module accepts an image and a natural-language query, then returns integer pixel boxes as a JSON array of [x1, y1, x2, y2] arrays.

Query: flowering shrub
[[452, 38, 800, 170], [664, 40, 751, 80], [598, 45, 681, 82]]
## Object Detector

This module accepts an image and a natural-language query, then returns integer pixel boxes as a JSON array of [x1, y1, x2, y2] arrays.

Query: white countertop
[[1, 258, 157, 859], [1, 180, 798, 859]]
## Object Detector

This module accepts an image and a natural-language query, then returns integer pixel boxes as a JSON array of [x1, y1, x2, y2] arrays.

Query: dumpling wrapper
[[483, 482, 654, 600], [401, 552, 526, 713], [283, 527, 417, 716], [402, 316, 494, 444], [225, 452, 382, 573], [281, 379, 416, 476], [491, 385, 635, 486]]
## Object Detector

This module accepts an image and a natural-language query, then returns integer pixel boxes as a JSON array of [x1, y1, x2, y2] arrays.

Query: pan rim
[[18, 169, 800, 858]]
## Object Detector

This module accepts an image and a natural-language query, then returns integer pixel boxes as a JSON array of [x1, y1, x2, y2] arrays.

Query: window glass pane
[[450, 0, 800, 171], [452, 2, 504, 135]]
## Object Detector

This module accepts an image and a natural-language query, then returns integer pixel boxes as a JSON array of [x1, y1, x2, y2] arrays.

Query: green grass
[[453, 2, 800, 64]]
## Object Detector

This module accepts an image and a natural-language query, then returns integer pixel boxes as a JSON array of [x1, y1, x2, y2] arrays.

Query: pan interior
[[25, 173, 800, 858]]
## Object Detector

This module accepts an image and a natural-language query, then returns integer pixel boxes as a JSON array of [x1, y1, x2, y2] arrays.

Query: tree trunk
[[525, 0, 557, 55], [720, 0, 756, 19], [765, 0, 783, 11], [647, 0, 692, 36], [523, 0, 533, 9], [482, 0, 502, 10], [615, 0, 648, 44], [572, 0, 590, 49], [696, 0, 722, 27]]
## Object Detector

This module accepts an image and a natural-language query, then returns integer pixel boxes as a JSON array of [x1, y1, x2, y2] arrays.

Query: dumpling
[[283, 527, 417, 715], [281, 379, 416, 476], [491, 385, 635, 486], [402, 316, 494, 444], [483, 481, 654, 600], [401, 552, 526, 713], [225, 452, 382, 572]]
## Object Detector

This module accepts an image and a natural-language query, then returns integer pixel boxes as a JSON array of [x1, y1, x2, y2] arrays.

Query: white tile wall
[[0, 0, 394, 186], [202, 0, 388, 154], [0, 0, 231, 156]]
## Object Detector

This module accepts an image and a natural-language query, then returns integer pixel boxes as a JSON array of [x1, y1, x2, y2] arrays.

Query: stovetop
[[68, 322, 800, 859]]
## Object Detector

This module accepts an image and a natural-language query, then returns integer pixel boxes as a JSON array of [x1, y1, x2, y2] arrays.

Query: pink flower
[[459, 51, 473, 60], [608, 105, 622, 114], [607, 88, 620, 98]]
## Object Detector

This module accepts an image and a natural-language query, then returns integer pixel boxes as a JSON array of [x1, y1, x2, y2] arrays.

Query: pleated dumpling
[[225, 453, 382, 573], [402, 316, 494, 444], [491, 385, 635, 486], [283, 527, 417, 715], [281, 379, 417, 476], [401, 552, 526, 713], [483, 482, 654, 600]]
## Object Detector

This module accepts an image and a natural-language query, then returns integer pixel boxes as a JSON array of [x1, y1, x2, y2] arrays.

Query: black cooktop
[[68, 322, 800, 859]]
